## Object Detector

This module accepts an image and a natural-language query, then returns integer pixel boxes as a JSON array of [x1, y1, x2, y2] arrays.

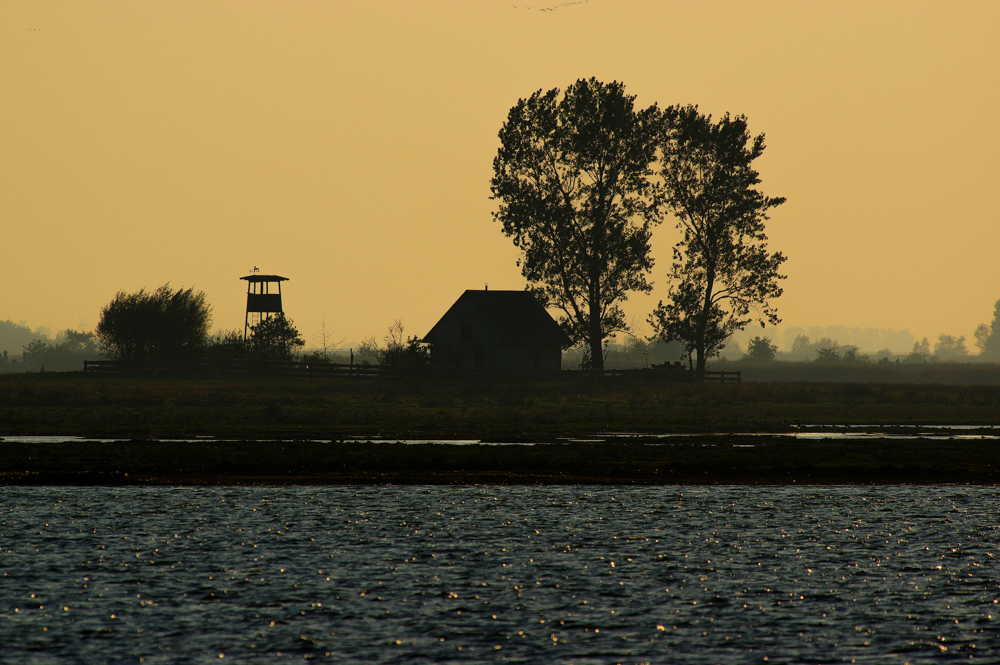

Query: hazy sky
[[4, 1, 999, 351]]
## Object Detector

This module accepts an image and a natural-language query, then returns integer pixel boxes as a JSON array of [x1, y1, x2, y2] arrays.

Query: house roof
[[423, 290, 571, 347]]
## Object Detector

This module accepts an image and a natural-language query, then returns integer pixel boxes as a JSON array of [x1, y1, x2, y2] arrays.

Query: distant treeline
[[0, 320, 53, 357], [0, 323, 97, 373], [722, 329, 992, 366], [780, 326, 916, 357], [719, 306, 1000, 364]]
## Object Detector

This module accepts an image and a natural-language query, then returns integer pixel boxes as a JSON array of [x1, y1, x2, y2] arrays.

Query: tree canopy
[[95, 284, 211, 365], [650, 105, 786, 370], [490, 78, 663, 370]]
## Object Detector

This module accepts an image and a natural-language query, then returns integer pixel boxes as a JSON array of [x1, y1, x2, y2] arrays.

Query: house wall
[[427, 299, 502, 371], [427, 301, 561, 373], [497, 344, 562, 372]]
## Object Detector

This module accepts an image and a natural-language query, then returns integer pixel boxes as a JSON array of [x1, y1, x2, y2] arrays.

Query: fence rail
[[84, 359, 407, 378], [82, 360, 740, 383]]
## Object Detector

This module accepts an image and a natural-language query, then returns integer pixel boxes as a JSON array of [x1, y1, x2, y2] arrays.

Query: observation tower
[[241, 269, 288, 341]]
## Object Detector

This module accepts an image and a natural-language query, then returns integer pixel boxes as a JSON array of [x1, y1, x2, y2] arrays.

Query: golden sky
[[3, 1, 999, 351]]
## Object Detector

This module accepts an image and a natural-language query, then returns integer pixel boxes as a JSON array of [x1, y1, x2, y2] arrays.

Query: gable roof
[[423, 290, 572, 347]]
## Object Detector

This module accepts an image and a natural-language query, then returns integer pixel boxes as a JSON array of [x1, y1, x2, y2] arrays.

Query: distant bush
[[356, 320, 429, 366], [743, 336, 777, 362]]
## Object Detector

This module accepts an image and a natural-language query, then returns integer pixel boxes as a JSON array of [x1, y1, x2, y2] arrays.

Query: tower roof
[[240, 274, 288, 283]]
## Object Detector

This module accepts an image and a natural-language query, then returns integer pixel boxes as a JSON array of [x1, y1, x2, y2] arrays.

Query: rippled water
[[1, 486, 998, 663]]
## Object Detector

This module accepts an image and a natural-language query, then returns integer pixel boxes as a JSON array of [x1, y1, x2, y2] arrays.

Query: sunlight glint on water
[[1, 486, 997, 663]]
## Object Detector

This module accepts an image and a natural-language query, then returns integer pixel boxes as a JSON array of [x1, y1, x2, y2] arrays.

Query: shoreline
[[2, 438, 997, 486]]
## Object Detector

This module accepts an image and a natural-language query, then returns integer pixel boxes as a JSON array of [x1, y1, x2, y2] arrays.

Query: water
[[7, 424, 1000, 447], [1, 486, 998, 663]]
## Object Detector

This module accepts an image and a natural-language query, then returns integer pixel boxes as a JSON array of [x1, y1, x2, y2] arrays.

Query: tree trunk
[[695, 269, 715, 372], [695, 342, 706, 371], [588, 299, 605, 371], [587, 221, 605, 370]]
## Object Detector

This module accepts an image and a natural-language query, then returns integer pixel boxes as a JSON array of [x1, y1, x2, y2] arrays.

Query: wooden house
[[422, 289, 571, 372]]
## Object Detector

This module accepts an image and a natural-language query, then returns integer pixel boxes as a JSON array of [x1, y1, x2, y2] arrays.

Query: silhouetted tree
[[248, 314, 305, 361], [743, 336, 777, 362], [906, 337, 931, 362], [974, 300, 1000, 359], [934, 334, 968, 360], [650, 106, 786, 371], [815, 345, 841, 362], [840, 345, 871, 363], [491, 78, 664, 369], [96, 285, 211, 364]]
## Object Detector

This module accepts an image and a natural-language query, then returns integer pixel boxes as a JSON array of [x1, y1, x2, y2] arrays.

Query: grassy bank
[[4, 373, 1000, 484], [1, 438, 997, 485], [715, 360, 1000, 384], [4, 372, 1000, 440]]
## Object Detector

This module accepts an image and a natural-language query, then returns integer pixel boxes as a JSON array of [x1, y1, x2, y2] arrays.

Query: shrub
[[96, 285, 211, 365]]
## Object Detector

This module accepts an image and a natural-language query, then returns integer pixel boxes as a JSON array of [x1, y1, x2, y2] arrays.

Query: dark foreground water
[[1, 486, 997, 664]]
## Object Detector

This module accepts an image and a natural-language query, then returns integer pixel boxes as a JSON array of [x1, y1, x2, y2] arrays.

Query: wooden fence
[[83, 359, 405, 378], [83, 359, 740, 383]]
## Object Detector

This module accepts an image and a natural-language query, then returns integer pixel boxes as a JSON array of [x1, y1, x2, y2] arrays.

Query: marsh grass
[[4, 373, 1000, 440]]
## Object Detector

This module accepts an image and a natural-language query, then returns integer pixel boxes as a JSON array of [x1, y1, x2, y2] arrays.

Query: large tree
[[96, 284, 211, 365], [490, 78, 663, 370], [650, 106, 786, 371]]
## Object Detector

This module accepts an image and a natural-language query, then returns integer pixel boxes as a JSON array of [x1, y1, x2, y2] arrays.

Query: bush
[[206, 330, 249, 360], [247, 314, 305, 361], [356, 320, 429, 366], [95, 284, 211, 365]]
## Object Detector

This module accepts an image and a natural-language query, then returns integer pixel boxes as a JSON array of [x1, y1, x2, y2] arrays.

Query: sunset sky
[[4, 1, 999, 352]]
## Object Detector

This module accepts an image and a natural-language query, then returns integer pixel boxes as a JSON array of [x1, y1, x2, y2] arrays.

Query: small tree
[[248, 314, 305, 361], [650, 106, 786, 371], [742, 336, 777, 362], [307, 316, 345, 362], [96, 284, 211, 364]]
